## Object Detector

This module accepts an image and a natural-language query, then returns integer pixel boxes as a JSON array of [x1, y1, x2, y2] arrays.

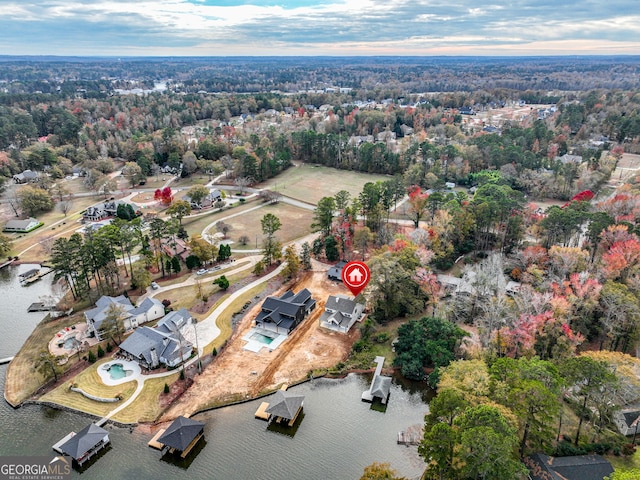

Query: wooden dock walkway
[[397, 425, 423, 445], [254, 402, 271, 420], [147, 429, 166, 450]]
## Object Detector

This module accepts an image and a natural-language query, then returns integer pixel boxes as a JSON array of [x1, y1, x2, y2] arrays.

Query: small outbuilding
[[157, 416, 205, 458], [265, 390, 305, 426], [54, 423, 110, 467], [362, 356, 391, 404]]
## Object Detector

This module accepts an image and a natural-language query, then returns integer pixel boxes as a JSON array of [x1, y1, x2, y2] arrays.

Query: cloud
[[1, 0, 639, 55]]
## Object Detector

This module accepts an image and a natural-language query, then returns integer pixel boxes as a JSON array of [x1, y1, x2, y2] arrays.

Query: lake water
[[0, 265, 431, 479], [0, 263, 55, 358]]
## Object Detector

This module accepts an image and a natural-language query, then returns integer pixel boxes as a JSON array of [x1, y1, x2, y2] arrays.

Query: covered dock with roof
[[156, 416, 205, 458], [53, 423, 110, 467]]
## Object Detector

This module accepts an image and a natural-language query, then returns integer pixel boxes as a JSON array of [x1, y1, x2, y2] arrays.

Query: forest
[[2, 56, 640, 479]]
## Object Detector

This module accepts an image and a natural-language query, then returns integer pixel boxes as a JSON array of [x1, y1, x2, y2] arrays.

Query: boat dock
[[0, 357, 14, 365], [147, 429, 166, 450], [397, 425, 423, 446], [27, 302, 55, 312], [254, 384, 289, 420], [52, 432, 76, 454], [0, 259, 14, 270], [20, 267, 52, 286], [254, 402, 271, 420]]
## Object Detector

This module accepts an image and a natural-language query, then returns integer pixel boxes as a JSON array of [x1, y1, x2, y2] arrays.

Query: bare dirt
[[160, 264, 357, 422]]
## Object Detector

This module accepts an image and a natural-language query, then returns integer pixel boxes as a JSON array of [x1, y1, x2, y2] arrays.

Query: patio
[[48, 322, 98, 357]]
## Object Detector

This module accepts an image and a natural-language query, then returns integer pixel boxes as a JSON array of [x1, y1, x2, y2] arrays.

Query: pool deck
[[97, 360, 142, 386], [242, 327, 287, 353]]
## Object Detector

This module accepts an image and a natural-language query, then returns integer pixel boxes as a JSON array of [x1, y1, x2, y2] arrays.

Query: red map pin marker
[[341, 261, 371, 297]]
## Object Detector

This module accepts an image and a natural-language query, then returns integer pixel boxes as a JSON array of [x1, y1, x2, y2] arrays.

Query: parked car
[[151, 281, 159, 290], [196, 269, 208, 275]]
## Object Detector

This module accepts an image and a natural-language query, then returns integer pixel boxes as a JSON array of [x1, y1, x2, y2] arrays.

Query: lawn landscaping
[[181, 197, 262, 238], [258, 163, 390, 205], [40, 357, 137, 417], [223, 203, 311, 249], [4, 314, 86, 406], [111, 373, 180, 424]]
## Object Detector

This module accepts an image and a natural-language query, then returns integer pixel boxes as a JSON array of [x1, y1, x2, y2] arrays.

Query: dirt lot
[[160, 264, 357, 421]]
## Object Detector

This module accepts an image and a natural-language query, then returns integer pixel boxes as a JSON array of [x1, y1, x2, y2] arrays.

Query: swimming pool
[[250, 332, 275, 345], [106, 363, 132, 380]]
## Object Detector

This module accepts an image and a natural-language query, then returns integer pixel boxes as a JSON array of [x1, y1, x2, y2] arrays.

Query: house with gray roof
[[255, 289, 316, 335], [57, 423, 110, 467], [85, 295, 164, 341], [320, 295, 364, 333], [525, 453, 613, 480], [13, 169, 39, 184], [157, 416, 204, 457], [327, 260, 347, 281], [265, 389, 305, 425], [3, 217, 42, 233], [118, 324, 192, 369]]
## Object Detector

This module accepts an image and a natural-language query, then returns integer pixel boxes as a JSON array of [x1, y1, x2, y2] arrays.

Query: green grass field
[[223, 203, 312, 249], [258, 164, 390, 205]]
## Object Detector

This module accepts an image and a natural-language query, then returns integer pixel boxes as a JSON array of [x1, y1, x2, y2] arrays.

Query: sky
[[1, 0, 639, 56]]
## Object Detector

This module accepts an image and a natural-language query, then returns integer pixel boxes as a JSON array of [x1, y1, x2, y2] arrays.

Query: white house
[[320, 295, 365, 333], [85, 295, 164, 341]]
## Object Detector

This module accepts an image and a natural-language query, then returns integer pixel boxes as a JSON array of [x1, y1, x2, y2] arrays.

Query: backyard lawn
[[258, 163, 390, 205], [221, 202, 312, 250]]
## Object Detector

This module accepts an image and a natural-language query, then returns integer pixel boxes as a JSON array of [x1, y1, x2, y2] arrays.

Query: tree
[[560, 355, 618, 445], [102, 303, 128, 345], [131, 262, 151, 293], [335, 190, 351, 210], [354, 227, 374, 261], [456, 405, 527, 480], [154, 186, 173, 205], [300, 241, 312, 270], [171, 256, 181, 275], [312, 196, 336, 236], [393, 316, 468, 383], [36, 351, 63, 383], [281, 245, 301, 280], [605, 470, 640, 480], [166, 200, 191, 226], [17, 185, 54, 216], [359, 462, 406, 480], [261, 213, 281, 237], [234, 176, 253, 195], [217, 244, 231, 262], [213, 275, 229, 290], [215, 221, 232, 238], [186, 185, 210, 206], [406, 185, 429, 228], [262, 237, 282, 265], [253, 259, 266, 275], [122, 161, 145, 188], [489, 357, 561, 456], [189, 234, 217, 265], [0, 233, 12, 257]]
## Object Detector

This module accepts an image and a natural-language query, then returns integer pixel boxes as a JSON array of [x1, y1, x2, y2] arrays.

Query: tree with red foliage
[[154, 186, 173, 205], [407, 185, 429, 228]]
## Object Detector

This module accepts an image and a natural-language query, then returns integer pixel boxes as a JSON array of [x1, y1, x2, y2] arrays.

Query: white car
[[196, 269, 208, 275], [150, 282, 159, 290]]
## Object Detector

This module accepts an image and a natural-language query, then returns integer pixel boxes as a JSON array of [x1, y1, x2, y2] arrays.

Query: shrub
[[97, 345, 105, 358], [212, 347, 218, 356], [87, 350, 96, 363], [352, 340, 367, 353], [372, 332, 390, 344], [179, 369, 185, 380], [163, 383, 170, 394], [106, 343, 113, 353]]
